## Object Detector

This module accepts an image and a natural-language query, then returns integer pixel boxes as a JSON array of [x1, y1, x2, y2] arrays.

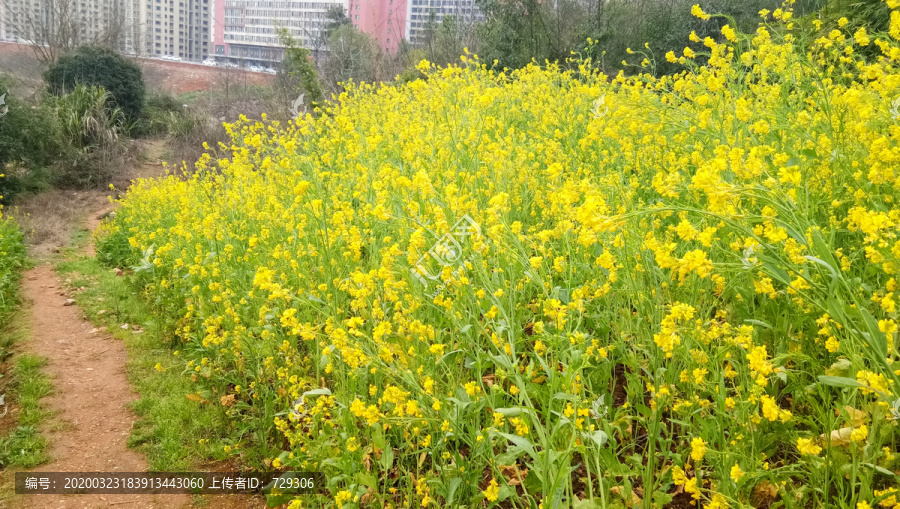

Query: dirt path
[[11, 224, 191, 509]]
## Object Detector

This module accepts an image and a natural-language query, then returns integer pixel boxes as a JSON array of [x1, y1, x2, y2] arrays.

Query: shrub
[[45, 46, 145, 123], [0, 81, 63, 202], [133, 92, 184, 137], [276, 28, 324, 113], [51, 84, 128, 187]]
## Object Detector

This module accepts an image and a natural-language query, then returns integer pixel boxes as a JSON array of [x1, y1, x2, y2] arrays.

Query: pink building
[[347, 0, 407, 54]]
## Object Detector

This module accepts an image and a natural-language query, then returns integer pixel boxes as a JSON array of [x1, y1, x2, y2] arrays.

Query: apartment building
[[210, 0, 481, 64], [0, 0, 209, 61], [404, 0, 480, 45], [212, 0, 344, 66], [130, 0, 210, 60], [347, 0, 406, 54], [0, 0, 125, 47]]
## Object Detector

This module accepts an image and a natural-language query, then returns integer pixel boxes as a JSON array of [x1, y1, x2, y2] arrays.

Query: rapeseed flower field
[[0, 206, 25, 318], [99, 2, 900, 506]]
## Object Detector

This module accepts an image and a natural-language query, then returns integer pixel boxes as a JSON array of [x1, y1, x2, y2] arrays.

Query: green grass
[[0, 318, 52, 469], [55, 228, 232, 470]]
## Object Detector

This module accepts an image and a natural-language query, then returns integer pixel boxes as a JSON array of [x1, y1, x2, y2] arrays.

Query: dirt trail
[[6, 141, 185, 509], [10, 217, 191, 509]]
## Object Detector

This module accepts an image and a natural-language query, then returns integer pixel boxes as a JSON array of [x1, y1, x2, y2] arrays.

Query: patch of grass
[[0, 338, 53, 469], [55, 241, 232, 471]]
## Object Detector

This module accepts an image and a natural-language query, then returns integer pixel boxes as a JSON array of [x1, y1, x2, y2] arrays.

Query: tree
[[323, 5, 351, 38], [0, 0, 128, 65], [323, 25, 379, 90], [476, 0, 574, 69], [276, 27, 325, 114], [420, 14, 480, 67], [44, 46, 145, 122]]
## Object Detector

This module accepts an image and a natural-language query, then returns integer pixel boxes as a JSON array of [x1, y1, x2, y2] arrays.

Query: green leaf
[[585, 430, 608, 448], [437, 349, 464, 365], [494, 407, 523, 417], [495, 431, 538, 462], [572, 497, 603, 508], [372, 428, 386, 450], [380, 446, 394, 470], [743, 319, 773, 329], [302, 388, 332, 397], [804, 255, 838, 284], [356, 472, 378, 490], [825, 358, 852, 377], [858, 306, 887, 360], [861, 462, 899, 478], [817, 376, 865, 389]]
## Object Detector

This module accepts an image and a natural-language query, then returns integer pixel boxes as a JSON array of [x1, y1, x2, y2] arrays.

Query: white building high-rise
[[212, 0, 344, 66], [404, 0, 480, 45], [0, 0, 209, 62]]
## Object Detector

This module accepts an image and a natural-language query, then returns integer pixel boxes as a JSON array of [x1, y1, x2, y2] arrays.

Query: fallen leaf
[[186, 393, 208, 403], [499, 464, 528, 485], [821, 427, 853, 447], [752, 481, 778, 507], [220, 394, 236, 406], [841, 406, 867, 427]]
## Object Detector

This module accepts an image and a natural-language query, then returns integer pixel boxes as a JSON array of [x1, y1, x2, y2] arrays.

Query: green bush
[[95, 225, 134, 268], [0, 82, 62, 203], [133, 92, 184, 137], [50, 84, 128, 188], [45, 46, 145, 123]]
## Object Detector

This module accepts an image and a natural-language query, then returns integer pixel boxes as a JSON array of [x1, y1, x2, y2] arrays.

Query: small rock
[[27, 276, 36, 281], [120, 324, 129, 330], [113, 268, 124, 276], [86, 368, 94, 371], [97, 310, 106, 315], [131, 324, 141, 331], [88, 328, 101, 334], [63, 299, 76, 306]]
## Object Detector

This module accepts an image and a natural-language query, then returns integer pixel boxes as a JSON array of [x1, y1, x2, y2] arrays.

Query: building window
[[354, 14, 358, 19]]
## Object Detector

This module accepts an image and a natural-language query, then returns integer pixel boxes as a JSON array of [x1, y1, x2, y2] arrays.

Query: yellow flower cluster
[[98, 2, 900, 506]]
